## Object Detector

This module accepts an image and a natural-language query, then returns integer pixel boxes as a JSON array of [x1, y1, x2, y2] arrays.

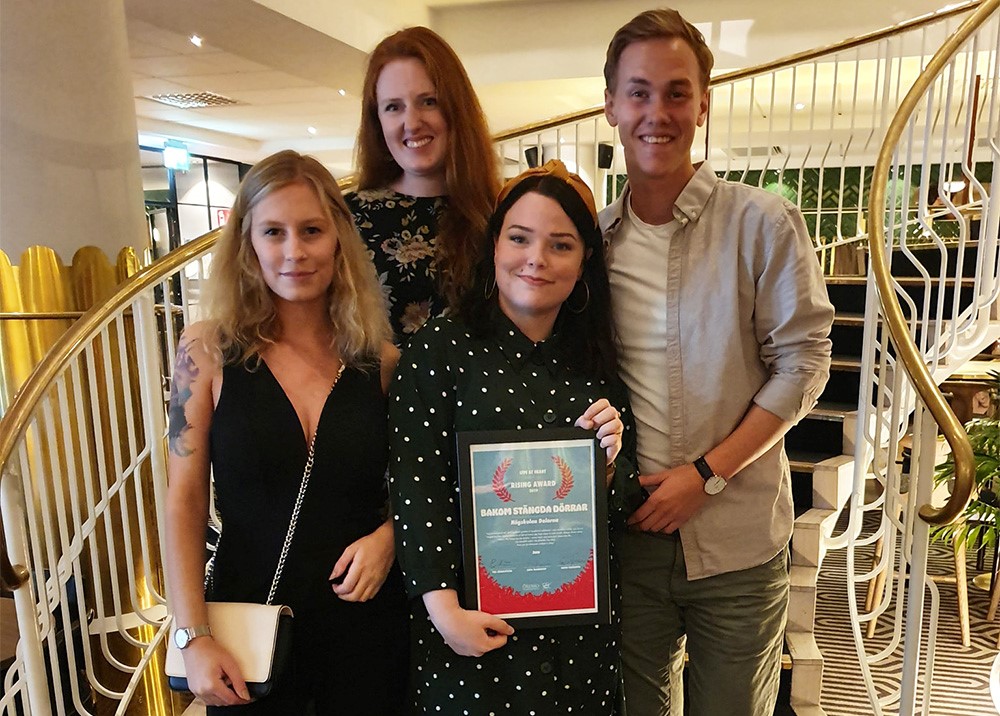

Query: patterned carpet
[[814, 527, 999, 715]]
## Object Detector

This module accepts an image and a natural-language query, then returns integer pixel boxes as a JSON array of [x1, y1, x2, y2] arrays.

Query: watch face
[[174, 628, 190, 649], [704, 475, 727, 496]]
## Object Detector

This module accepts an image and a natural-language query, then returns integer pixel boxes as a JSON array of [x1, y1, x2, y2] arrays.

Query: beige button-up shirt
[[601, 162, 835, 579]]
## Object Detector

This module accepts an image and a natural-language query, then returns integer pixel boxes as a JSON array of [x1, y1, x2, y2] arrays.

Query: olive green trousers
[[619, 531, 789, 716]]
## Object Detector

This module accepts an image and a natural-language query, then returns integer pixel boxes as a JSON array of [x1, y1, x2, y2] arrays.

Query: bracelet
[[605, 461, 617, 477]]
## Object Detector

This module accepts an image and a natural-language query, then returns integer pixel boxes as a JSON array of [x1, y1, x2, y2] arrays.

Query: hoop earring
[[568, 280, 590, 314], [484, 276, 497, 300]]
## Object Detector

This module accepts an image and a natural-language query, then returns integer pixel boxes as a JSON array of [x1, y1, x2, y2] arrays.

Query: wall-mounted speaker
[[524, 146, 540, 168], [597, 143, 614, 169]]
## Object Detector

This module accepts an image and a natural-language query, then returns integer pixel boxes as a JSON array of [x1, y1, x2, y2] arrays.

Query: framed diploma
[[456, 428, 610, 628]]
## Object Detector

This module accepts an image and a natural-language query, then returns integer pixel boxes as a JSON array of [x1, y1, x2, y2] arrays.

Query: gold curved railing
[[866, 0, 998, 525], [0, 228, 221, 590]]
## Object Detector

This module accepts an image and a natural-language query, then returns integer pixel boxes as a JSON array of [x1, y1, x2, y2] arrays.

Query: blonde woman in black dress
[[165, 150, 407, 714]]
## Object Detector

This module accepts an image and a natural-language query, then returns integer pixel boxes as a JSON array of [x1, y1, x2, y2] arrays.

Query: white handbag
[[165, 602, 294, 696]]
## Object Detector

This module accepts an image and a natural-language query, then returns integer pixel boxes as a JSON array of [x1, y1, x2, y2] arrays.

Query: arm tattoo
[[168, 339, 200, 457]]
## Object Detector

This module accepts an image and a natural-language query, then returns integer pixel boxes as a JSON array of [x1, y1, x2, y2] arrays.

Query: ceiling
[[125, 0, 955, 176]]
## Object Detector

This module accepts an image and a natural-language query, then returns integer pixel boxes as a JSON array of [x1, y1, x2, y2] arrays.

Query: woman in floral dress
[[348, 26, 500, 341]]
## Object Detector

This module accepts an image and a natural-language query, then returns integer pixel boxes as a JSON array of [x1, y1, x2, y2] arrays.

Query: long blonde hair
[[356, 26, 500, 308], [205, 150, 390, 367]]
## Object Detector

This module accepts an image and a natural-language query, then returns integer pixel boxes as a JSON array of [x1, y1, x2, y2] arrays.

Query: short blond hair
[[205, 150, 390, 367], [604, 8, 714, 92]]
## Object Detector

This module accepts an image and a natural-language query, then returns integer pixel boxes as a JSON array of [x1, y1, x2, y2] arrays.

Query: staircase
[[781, 238, 997, 714], [784, 271, 871, 716], [780, 1, 1000, 711]]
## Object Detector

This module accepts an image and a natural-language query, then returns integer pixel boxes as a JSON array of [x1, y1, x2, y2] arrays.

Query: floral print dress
[[347, 189, 446, 342]]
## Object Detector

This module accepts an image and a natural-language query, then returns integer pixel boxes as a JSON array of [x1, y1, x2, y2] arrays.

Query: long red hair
[[356, 26, 500, 308]]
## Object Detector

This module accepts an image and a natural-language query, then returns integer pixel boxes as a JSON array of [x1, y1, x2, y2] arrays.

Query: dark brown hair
[[457, 175, 617, 382], [356, 26, 500, 308], [604, 8, 714, 92]]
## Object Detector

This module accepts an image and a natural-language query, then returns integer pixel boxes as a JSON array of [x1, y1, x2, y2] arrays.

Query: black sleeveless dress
[[207, 361, 408, 715]]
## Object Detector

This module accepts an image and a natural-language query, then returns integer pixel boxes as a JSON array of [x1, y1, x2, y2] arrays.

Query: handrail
[[490, 0, 984, 141], [0, 311, 87, 320], [336, 174, 357, 193], [865, 0, 997, 525], [0, 228, 222, 590]]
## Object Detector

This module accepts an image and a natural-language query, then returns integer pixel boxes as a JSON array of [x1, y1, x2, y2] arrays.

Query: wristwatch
[[694, 456, 727, 496], [173, 624, 212, 649]]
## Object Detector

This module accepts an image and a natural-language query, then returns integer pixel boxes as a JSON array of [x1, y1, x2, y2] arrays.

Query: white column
[[0, 0, 145, 263]]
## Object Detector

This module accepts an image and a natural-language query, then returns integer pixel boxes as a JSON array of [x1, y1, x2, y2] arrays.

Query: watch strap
[[186, 624, 212, 639], [693, 455, 716, 481]]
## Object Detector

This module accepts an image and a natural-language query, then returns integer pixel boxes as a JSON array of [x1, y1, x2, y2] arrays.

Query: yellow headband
[[495, 159, 598, 225]]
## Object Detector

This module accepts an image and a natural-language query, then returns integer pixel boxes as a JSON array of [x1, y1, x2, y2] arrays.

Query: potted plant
[[933, 369, 1000, 549]]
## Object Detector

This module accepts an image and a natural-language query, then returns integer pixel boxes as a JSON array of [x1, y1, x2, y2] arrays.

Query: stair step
[[834, 311, 945, 330], [788, 565, 819, 633], [830, 356, 862, 371], [788, 410, 848, 456], [789, 564, 818, 590], [834, 311, 866, 327], [787, 449, 842, 473], [808, 401, 855, 421], [825, 274, 977, 317], [812, 454, 854, 511], [794, 507, 839, 530], [820, 369, 862, 404], [786, 631, 824, 709], [792, 508, 839, 568]]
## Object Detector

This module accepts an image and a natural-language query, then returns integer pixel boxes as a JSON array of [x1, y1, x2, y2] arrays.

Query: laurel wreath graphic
[[492, 457, 514, 502], [552, 456, 574, 500]]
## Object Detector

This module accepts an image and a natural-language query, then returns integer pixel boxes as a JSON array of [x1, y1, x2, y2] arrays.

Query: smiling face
[[604, 37, 709, 192], [375, 57, 449, 196], [494, 191, 586, 342], [249, 181, 338, 310]]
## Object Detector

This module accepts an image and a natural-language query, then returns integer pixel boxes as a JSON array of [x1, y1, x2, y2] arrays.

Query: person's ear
[[604, 88, 619, 127], [697, 89, 710, 128]]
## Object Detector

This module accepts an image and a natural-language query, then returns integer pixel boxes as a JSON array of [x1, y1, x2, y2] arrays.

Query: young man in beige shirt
[[601, 9, 835, 715]]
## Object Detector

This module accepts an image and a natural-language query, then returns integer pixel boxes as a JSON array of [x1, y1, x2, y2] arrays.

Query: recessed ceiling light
[[338, 89, 347, 97], [794, 102, 806, 111], [190, 34, 203, 47], [307, 126, 317, 135]]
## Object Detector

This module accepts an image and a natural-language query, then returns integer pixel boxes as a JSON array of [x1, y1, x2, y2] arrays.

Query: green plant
[[932, 370, 1000, 549]]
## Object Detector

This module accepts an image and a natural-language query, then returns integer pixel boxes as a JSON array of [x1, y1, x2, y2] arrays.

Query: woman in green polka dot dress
[[390, 161, 645, 714]]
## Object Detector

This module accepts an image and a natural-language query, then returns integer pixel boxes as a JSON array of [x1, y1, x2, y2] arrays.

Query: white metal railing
[[0, 234, 215, 715], [843, 1, 999, 714], [494, 1, 988, 276]]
